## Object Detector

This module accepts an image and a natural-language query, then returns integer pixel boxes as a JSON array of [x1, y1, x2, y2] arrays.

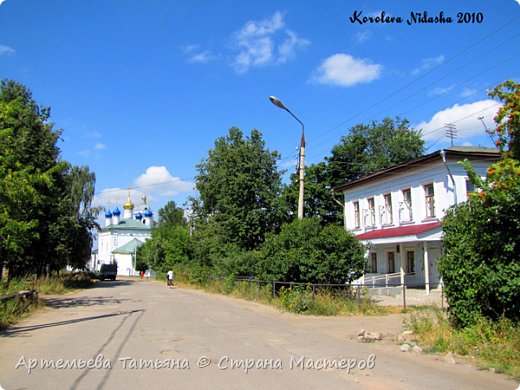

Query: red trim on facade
[[356, 221, 442, 240]]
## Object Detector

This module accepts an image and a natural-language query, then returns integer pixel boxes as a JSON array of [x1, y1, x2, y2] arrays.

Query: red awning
[[356, 221, 442, 240]]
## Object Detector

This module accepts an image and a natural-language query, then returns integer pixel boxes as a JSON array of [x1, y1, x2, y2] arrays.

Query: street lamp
[[269, 96, 305, 219]]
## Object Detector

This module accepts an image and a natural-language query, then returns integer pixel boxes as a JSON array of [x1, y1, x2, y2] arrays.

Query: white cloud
[[311, 54, 382, 87], [188, 50, 215, 64], [94, 142, 106, 151], [353, 31, 372, 44], [0, 44, 15, 55], [412, 55, 445, 76], [93, 187, 128, 208], [460, 88, 478, 98], [133, 166, 194, 197], [417, 100, 501, 142], [183, 44, 215, 64], [231, 11, 309, 73], [428, 86, 453, 96], [94, 167, 194, 209]]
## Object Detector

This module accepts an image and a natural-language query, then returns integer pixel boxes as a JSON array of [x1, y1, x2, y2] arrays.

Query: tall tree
[[487, 80, 520, 159], [281, 117, 424, 223], [158, 200, 186, 227], [138, 201, 191, 273], [282, 162, 341, 224], [327, 117, 425, 188], [0, 80, 98, 277], [439, 80, 520, 327], [193, 127, 284, 252], [50, 166, 100, 271]]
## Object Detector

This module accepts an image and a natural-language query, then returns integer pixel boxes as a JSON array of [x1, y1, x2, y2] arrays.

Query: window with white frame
[[424, 184, 435, 218], [399, 189, 413, 222], [367, 197, 375, 226], [383, 193, 393, 224], [353, 201, 360, 228]]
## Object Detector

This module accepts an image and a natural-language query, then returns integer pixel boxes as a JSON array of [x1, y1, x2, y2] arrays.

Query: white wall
[[97, 228, 150, 266], [343, 158, 491, 234]]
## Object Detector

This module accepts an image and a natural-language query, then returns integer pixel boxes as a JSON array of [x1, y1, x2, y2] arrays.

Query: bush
[[439, 158, 520, 327], [257, 217, 365, 283], [279, 285, 313, 314]]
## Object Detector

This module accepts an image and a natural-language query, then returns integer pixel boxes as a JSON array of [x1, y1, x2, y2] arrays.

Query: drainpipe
[[440, 150, 458, 205]]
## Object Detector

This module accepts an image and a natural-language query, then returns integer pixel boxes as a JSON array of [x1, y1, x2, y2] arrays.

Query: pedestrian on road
[[167, 270, 174, 288]]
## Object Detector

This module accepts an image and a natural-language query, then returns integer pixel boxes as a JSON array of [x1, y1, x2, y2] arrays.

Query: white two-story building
[[334, 146, 500, 292]]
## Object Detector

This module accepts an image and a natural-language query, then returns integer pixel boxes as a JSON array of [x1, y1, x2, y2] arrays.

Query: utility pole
[[445, 123, 457, 146], [269, 96, 305, 219]]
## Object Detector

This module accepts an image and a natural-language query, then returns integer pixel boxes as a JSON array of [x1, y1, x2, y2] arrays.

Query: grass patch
[[405, 307, 520, 380], [172, 267, 391, 317], [0, 272, 94, 330], [0, 294, 42, 330]]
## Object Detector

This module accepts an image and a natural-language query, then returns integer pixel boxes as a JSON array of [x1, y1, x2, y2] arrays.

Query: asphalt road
[[0, 279, 516, 390]]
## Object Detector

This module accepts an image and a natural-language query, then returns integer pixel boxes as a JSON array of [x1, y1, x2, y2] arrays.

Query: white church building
[[91, 193, 154, 276]]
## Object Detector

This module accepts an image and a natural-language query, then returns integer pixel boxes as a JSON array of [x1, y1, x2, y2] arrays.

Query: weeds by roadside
[[171, 265, 391, 317], [405, 306, 520, 380], [0, 273, 94, 330]]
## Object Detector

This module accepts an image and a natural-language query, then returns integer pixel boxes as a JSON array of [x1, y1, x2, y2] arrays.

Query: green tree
[[139, 201, 191, 274], [49, 166, 99, 271], [0, 119, 44, 277], [158, 200, 187, 227], [193, 127, 284, 252], [281, 117, 424, 223], [439, 80, 520, 327], [487, 80, 520, 159], [257, 217, 365, 283], [327, 117, 424, 188], [0, 80, 98, 277], [0, 80, 64, 277], [282, 162, 341, 224]]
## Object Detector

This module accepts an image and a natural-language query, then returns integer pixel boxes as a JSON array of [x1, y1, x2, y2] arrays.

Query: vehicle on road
[[99, 263, 117, 281]]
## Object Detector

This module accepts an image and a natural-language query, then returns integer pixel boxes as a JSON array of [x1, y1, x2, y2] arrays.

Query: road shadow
[[92, 279, 135, 288], [44, 296, 127, 309], [0, 309, 145, 337]]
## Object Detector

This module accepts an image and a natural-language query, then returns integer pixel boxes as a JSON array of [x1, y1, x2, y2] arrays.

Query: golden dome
[[123, 197, 134, 210]]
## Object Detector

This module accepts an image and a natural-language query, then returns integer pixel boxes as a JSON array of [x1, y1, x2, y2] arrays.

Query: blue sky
[[1, 0, 519, 216]]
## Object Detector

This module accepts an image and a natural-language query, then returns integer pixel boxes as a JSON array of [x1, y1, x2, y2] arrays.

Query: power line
[[305, 15, 520, 148], [445, 123, 457, 146]]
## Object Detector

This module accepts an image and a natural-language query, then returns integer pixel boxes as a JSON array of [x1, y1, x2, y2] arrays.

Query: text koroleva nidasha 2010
[[349, 10, 484, 26]]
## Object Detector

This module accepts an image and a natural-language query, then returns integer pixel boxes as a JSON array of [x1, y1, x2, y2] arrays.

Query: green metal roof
[[112, 238, 144, 254], [100, 218, 152, 232]]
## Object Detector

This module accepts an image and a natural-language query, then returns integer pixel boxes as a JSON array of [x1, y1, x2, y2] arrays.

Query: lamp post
[[269, 96, 305, 219]]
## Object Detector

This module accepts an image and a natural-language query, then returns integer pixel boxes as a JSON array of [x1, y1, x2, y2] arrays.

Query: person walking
[[167, 270, 174, 288]]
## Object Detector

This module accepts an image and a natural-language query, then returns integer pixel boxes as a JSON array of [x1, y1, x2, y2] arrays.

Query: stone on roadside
[[413, 345, 422, 353], [444, 352, 456, 364], [357, 329, 365, 337], [400, 343, 411, 352], [364, 332, 382, 341], [398, 330, 417, 343]]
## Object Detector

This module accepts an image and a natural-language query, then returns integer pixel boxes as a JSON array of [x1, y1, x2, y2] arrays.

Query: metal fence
[[212, 276, 445, 311]]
